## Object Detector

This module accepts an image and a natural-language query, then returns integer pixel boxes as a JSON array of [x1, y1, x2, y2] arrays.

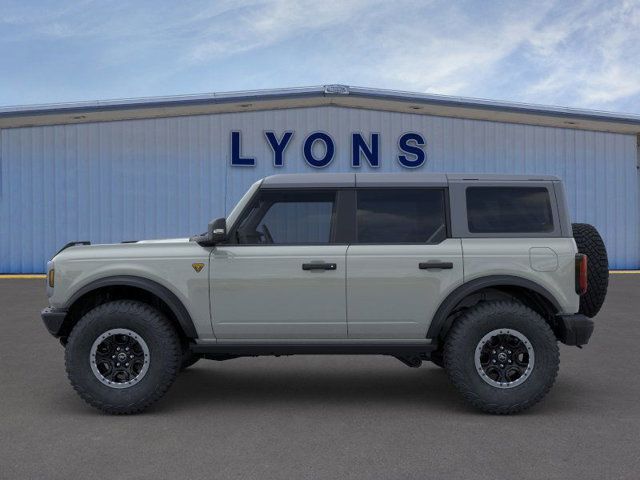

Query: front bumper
[[555, 314, 594, 346], [41, 307, 68, 337]]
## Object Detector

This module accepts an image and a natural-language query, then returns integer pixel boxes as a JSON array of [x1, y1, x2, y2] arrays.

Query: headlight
[[48, 269, 55, 288]]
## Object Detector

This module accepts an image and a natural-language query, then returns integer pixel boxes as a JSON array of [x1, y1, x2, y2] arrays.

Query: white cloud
[[1, 0, 639, 112], [360, 13, 547, 94], [186, 0, 377, 62], [181, 0, 559, 97], [521, 0, 640, 109]]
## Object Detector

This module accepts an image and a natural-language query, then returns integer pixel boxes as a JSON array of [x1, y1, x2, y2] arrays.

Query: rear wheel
[[65, 300, 181, 414], [444, 300, 559, 414], [572, 223, 609, 317]]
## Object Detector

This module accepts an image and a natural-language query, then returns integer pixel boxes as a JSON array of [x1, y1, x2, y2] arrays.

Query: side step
[[191, 342, 436, 358]]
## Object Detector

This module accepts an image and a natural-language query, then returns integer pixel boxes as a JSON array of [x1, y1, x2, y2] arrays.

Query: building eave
[[1, 84, 639, 135]]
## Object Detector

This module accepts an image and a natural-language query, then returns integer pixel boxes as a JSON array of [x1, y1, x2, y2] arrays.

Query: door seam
[[460, 238, 465, 282], [345, 244, 350, 337]]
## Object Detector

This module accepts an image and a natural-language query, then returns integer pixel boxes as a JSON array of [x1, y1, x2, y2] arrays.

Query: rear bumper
[[41, 307, 68, 337], [555, 313, 594, 346]]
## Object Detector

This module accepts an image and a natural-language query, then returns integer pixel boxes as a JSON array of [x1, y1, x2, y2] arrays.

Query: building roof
[[1, 84, 639, 134], [261, 172, 560, 188]]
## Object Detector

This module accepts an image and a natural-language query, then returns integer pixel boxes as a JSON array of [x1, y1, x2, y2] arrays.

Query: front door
[[346, 188, 464, 339], [210, 188, 348, 339]]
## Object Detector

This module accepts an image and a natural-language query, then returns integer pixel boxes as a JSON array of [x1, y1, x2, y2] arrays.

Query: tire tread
[[572, 223, 609, 318], [444, 300, 559, 414], [65, 300, 181, 415]]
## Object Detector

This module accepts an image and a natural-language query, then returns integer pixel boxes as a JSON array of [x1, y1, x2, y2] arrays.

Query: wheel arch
[[61, 275, 198, 341], [427, 275, 561, 341]]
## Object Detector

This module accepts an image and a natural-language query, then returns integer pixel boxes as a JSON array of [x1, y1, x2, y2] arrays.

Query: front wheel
[[65, 300, 181, 414], [444, 301, 559, 414]]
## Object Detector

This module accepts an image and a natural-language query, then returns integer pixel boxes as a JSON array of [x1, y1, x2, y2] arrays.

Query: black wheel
[[65, 300, 181, 414], [572, 223, 609, 317], [180, 349, 200, 371], [444, 300, 559, 414]]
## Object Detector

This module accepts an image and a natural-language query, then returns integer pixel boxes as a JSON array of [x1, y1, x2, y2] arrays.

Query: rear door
[[346, 188, 463, 339]]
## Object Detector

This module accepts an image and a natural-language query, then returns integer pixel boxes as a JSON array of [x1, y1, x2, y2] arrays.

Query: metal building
[[1, 85, 639, 272]]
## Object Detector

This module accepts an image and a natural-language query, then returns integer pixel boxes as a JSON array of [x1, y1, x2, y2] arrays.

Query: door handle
[[419, 261, 453, 270], [302, 262, 337, 271]]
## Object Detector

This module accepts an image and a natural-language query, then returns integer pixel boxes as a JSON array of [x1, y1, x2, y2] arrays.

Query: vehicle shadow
[[158, 360, 470, 414], [157, 358, 578, 415], [53, 357, 577, 416]]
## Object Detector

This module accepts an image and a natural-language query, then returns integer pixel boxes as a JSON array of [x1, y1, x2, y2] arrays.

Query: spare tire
[[572, 223, 609, 317]]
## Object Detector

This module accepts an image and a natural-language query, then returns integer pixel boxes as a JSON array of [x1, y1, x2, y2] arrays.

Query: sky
[[1, 0, 639, 114]]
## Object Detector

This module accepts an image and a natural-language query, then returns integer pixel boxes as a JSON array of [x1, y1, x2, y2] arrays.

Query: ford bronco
[[41, 173, 608, 414]]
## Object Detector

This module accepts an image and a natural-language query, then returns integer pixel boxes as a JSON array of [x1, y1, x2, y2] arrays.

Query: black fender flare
[[426, 275, 562, 340], [65, 275, 198, 338]]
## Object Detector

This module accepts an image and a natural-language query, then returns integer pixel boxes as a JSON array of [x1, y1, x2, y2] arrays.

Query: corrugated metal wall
[[1, 105, 638, 272]]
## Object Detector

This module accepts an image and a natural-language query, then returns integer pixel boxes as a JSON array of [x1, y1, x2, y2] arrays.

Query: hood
[[52, 237, 194, 262]]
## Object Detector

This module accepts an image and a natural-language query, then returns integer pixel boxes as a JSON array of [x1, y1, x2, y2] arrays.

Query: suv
[[41, 173, 609, 414]]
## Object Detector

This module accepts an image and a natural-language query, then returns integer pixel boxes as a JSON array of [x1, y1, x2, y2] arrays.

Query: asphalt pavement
[[1, 276, 639, 479]]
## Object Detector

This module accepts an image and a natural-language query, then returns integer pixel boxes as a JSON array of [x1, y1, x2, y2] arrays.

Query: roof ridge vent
[[324, 84, 350, 95]]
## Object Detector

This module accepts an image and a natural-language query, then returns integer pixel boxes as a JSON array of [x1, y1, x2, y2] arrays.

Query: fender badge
[[192, 263, 205, 273]]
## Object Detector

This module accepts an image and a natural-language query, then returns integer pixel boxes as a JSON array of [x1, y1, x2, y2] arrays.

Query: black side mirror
[[191, 217, 227, 246], [210, 217, 227, 244]]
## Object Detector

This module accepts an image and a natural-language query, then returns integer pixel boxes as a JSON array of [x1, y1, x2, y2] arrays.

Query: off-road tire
[[444, 300, 559, 414], [65, 300, 181, 414], [572, 223, 609, 318]]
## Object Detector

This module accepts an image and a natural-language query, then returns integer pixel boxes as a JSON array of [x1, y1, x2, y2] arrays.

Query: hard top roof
[[261, 172, 560, 188]]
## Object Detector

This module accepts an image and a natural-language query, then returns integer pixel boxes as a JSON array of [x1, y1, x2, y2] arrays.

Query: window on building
[[235, 190, 336, 244], [356, 189, 447, 243], [466, 186, 554, 233]]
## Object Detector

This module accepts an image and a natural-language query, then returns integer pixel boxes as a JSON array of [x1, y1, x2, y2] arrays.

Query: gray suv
[[41, 173, 609, 414]]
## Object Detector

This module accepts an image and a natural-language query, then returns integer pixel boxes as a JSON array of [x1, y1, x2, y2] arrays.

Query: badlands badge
[[192, 263, 205, 273]]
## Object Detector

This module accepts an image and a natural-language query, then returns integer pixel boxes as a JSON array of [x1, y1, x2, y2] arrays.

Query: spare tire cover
[[572, 223, 609, 317]]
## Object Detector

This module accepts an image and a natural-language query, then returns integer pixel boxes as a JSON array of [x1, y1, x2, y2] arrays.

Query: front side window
[[235, 190, 336, 244], [466, 186, 554, 233], [356, 189, 447, 243]]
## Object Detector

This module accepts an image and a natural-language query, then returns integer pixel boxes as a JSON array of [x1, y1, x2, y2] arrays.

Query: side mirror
[[210, 217, 227, 244], [192, 217, 227, 246]]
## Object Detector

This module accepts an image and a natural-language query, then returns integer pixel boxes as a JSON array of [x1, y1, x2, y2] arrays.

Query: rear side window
[[356, 189, 447, 243], [466, 187, 554, 234]]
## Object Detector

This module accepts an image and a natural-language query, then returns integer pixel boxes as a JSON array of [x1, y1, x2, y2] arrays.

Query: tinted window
[[235, 190, 335, 244], [356, 189, 447, 243], [466, 187, 554, 233]]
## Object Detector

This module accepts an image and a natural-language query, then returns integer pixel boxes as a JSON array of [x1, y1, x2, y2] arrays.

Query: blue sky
[[1, 0, 639, 113]]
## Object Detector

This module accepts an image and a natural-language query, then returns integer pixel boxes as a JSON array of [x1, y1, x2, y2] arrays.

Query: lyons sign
[[230, 131, 427, 169]]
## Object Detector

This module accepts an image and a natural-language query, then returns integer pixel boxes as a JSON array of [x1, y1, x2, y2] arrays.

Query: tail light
[[575, 254, 588, 295]]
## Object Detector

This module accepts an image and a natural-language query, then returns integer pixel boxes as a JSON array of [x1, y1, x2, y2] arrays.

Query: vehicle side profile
[[41, 173, 609, 414]]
